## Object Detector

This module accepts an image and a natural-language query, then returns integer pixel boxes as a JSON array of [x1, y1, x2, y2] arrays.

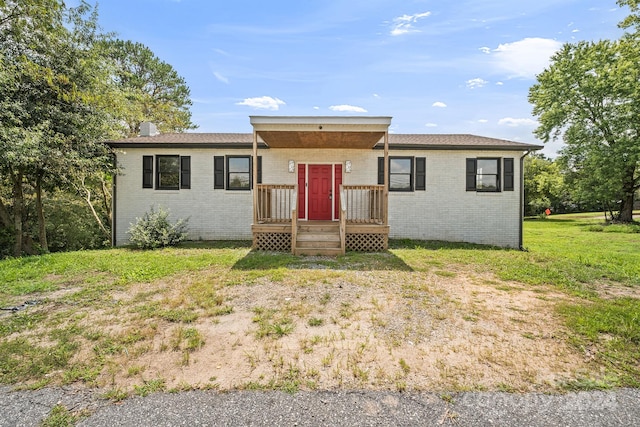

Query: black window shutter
[[257, 156, 262, 184], [377, 157, 384, 185], [466, 158, 477, 191], [503, 158, 514, 191], [415, 157, 426, 191], [143, 156, 153, 188], [214, 156, 224, 189], [180, 156, 191, 189]]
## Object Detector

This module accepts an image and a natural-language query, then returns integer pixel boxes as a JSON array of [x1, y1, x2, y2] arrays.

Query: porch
[[249, 116, 392, 255], [251, 184, 389, 255]]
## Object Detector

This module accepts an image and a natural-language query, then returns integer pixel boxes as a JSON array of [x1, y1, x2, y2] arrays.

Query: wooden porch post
[[252, 130, 258, 224], [383, 130, 389, 226]]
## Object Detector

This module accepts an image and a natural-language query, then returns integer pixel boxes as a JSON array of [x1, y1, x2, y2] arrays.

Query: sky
[[77, 0, 629, 156]]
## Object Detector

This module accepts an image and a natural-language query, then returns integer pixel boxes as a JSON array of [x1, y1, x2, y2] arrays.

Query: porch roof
[[249, 116, 392, 149]]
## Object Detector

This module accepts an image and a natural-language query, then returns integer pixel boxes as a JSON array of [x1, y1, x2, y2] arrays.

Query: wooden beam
[[253, 130, 258, 226], [383, 130, 389, 226]]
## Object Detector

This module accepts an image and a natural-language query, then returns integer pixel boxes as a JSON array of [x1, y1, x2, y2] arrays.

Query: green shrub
[[127, 206, 189, 249]]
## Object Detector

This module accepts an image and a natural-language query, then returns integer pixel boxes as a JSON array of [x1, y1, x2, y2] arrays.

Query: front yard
[[1, 214, 639, 398]]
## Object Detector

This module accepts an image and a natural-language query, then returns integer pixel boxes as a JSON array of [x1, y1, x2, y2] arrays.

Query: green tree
[[528, 37, 640, 222], [523, 154, 567, 216], [101, 39, 196, 136], [0, 1, 116, 255]]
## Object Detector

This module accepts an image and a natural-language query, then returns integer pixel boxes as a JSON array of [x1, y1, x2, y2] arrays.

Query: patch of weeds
[[93, 337, 124, 357], [186, 280, 224, 310], [134, 378, 166, 397], [127, 365, 145, 377], [399, 358, 411, 375], [321, 351, 335, 367], [62, 364, 101, 385], [169, 381, 196, 393], [558, 297, 640, 387], [339, 302, 354, 319], [102, 388, 129, 402], [271, 322, 294, 337], [211, 305, 234, 316], [320, 293, 331, 305], [434, 270, 456, 278], [159, 308, 198, 323], [41, 404, 89, 427], [184, 328, 205, 351], [307, 317, 324, 327], [253, 306, 294, 339], [0, 335, 78, 383], [83, 330, 103, 341], [440, 393, 455, 404], [0, 312, 45, 337], [396, 381, 407, 392], [561, 375, 620, 391]]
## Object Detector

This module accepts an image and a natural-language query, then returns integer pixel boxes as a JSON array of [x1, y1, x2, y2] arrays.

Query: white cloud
[[479, 47, 491, 54], [236, 96, 285, 111], [498, 117, 538, 127], [466, 78, 488, 89], [496, 81, 504, 86], [477, 119, 488, 123], [313, 106, 320, 110], [213, 72, 229, 84], [425, 123, 438, 127], [491, 37, 563, 79], [390, 11, 432, 36], [329, 104, 368, 113], [432, 101, 447, 108]]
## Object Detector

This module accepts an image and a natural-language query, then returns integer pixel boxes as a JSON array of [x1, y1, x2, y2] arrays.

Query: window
[[227, 156, 250, 190], [214, 155, 262, 190], [141, 155, 190, 190], [156, 156, 180, 190], [377, 157, 426, 192], [466, 158, 502, 192]]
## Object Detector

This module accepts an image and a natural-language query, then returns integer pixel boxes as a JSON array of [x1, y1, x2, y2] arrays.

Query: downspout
[[111, 152, 117, 247], [519, 150, 532, 251]]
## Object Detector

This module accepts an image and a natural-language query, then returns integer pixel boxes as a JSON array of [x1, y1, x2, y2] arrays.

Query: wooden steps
[[294, 222, 342, 256]]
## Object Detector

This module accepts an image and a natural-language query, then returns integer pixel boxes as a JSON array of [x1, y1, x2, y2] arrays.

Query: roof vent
[[140, 122, 159, 137]]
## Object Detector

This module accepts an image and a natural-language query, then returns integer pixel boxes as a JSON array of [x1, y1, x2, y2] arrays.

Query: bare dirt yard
[[8, 255, 596, 395]]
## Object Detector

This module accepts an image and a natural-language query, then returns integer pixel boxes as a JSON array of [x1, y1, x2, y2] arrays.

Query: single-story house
[[107, 116, 542, 254]]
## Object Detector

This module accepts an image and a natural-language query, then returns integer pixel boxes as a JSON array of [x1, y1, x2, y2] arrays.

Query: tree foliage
[[0, 0, 196, 257], [529, 36, 640, 222], [523, 154, 567, 216], [101, 39, 196, 136]]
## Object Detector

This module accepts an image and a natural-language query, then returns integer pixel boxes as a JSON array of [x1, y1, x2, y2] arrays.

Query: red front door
[[308, 164, 333, 220]]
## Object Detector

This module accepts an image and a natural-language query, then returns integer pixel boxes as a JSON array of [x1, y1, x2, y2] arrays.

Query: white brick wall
[[386, 150, 522, 248], [113, 148, 524, 248]]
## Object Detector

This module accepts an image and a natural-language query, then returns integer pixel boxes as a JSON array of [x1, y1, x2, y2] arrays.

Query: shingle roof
[[385, 134, 543, 150], [107, 132, 542, 150]]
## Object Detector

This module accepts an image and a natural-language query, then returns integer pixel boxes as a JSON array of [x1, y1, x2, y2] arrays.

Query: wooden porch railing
[[339, 185, 347, 255], [341, 185, 386, 224], [291, 191, 297, 254], [255, 184, 297, 223]]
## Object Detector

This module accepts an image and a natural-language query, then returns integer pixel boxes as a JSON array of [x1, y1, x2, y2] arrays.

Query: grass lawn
[[0, 213, 638, 394]]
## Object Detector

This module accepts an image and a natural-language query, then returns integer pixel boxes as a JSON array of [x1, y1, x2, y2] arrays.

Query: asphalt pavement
[[1, 386, 638, 426]]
